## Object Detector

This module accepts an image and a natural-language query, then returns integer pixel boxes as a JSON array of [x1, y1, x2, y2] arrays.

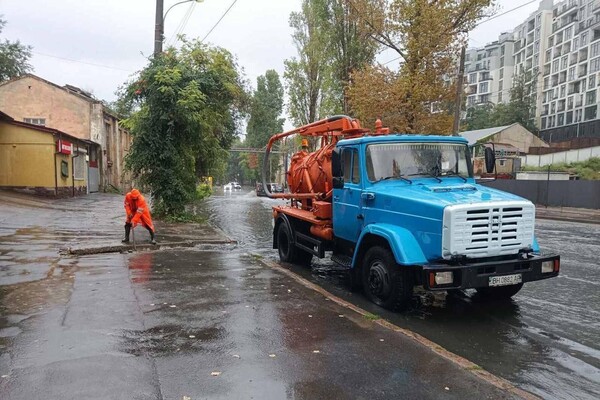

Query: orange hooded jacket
[[124, 189, 154, 232]]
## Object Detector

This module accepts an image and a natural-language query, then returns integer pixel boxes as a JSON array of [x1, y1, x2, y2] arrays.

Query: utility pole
[[452, 46, 466, 136], [154, 0, 164, 56]]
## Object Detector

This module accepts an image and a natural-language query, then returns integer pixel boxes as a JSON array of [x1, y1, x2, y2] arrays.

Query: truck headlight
[[434, 271, 454, 285], [542, 259, 559, 273]]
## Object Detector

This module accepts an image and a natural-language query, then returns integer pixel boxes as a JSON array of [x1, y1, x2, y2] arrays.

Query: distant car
[[256, 182, 284, 196], [223, 183, 233, 191], [232, 182, 242, 190]]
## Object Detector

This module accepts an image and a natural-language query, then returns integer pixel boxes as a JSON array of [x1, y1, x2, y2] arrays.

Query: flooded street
[[203, 188, 600, 400]]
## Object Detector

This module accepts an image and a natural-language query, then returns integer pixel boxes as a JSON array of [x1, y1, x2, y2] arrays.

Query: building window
[[501, 45, 505, 56], [569, 66, 576, 80], [586, 90, 596, 105], [566, 111, 573, 124], [500, 56, 504, 67], [23, 118, 45, 126], [561, 55, 568, 70], [558, 113, 565, 126], [552, 59, 559, 73], [585, 105, 597, 120], [582, 32, 589, 47], [592, 42, 600, 58], [498, 92, 503, 102], [565, 27, 573, 40], [499, 68, 504, 79], [590, 74, 596, 89], [590, 57, 600, 73], [469, 73, 477, 84]]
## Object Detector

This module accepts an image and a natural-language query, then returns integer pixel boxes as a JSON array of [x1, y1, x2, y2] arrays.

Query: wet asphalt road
[[200, 189, 600, 400], [0, 190, 598, 399], [0, 192, 517, 400]]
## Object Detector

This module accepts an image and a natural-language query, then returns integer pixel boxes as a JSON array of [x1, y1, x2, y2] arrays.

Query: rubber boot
[[122, 223, 131, 243], [148, 227, 157, 245]]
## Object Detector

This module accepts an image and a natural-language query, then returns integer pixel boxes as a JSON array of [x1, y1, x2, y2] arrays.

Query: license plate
[[489, 274, 522, 287]]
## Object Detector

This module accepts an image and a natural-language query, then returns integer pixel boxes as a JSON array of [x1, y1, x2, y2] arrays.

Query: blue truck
[[263, 116, 560, 310]]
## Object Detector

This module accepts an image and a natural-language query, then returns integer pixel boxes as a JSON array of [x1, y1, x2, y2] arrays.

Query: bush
[[521, 157, 600, 180], [195, 183, 212, 200]]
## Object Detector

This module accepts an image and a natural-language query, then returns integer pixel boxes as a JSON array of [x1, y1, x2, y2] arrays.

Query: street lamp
[[154, 0, 203, 56]]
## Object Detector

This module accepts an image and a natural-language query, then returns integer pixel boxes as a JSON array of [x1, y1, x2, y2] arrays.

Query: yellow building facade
[[0, 112, 88, 196]]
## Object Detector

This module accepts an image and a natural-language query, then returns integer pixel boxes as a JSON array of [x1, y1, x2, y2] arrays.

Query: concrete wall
[[521, 146, 600, 167], [0, 121, 87, 196], [491, 125, 549, 153], [0, 76, 92, 140], [482, 180, 600, 209]]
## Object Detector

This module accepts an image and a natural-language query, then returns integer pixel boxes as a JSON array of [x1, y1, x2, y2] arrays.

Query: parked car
[[232, 182, 242, 190]]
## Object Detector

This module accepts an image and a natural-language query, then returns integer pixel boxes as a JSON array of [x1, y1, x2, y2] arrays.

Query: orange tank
[[287, 141, 335, 196]]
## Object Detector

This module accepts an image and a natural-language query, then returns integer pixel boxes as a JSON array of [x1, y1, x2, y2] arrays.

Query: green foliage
[[520, 157, 600, 180], [195, 183, 212, 200], [118, 39, 246, 217], [245, 70, 285, 181], [0, 17, 32, 83], [284, 0, 331, 126]]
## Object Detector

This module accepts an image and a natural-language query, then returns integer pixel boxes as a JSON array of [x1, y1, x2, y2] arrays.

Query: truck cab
[[329, 135, 559, 309]]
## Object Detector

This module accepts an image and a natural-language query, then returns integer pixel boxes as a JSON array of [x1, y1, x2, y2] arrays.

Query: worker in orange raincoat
[[122, 189, 156, 245]]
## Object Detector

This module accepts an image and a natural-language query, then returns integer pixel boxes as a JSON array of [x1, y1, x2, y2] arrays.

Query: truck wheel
[[475, 283, 523, 301], [277, 222, 312, 266], [362, 246, 413, 311]]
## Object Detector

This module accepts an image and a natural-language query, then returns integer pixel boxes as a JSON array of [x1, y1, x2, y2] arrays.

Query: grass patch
[[156, 211, 207, 224], [363, 312, 381, 321], [521, 157, 600, 180]]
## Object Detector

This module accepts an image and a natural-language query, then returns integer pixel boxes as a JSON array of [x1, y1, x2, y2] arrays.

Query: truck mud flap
[[295, 232, 325, 258]]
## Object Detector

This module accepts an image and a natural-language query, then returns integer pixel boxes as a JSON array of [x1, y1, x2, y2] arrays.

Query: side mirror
[[332, 176, 344, 189], [484, 147, 495, 174], [331, 148, 342, 178]]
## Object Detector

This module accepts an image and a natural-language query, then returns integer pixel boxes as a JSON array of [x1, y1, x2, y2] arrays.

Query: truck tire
[[475, 283, 523, 301], [277, 222, 312, 266], [362, 246, 413, 311]]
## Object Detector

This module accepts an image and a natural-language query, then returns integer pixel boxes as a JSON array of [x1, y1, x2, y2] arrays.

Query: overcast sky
[[1, 0, 540, 111]]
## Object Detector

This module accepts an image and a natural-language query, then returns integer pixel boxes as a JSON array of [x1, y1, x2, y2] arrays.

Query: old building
[[0, 74, 131, 192], [0, 110, 92, 196], [461, 123, 550, 176]]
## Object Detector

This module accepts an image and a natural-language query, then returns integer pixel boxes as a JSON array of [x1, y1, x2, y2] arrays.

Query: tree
[[284, 0, 377, 125], [284, 0, 338, 126], [245, 70, 285, 181], [347, 0, 493, 133], [463, 103, 495, 130], [498, 70, 538, 133], [117, 39, 246, 216], [0, 17, 33, 83]]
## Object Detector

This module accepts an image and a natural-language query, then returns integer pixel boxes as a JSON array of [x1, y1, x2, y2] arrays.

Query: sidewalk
[[536, 205, 600, 224]]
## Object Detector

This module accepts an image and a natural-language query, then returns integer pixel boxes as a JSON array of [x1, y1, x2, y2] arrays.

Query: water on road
[[202, 188, 600, 400]]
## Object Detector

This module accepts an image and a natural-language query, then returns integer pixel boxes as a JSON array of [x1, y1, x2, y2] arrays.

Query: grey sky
[[1, 0, 540, 108]]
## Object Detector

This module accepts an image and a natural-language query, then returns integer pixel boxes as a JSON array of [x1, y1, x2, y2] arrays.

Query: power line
[[32, 51, 134, 73], [168, 1, 197, 46], [201, 0, 238, 42]]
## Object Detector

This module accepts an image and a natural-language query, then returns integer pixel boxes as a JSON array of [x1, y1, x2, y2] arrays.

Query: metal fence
[[482, 180, 600, 209]]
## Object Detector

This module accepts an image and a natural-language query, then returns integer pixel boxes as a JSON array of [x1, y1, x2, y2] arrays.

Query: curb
[[261, 259, 539, 400], [65, 239, 236, 255]]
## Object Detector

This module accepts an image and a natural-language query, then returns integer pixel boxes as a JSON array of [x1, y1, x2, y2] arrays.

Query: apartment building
[[465, 32, 517, 107], [540, 0, 600, 132], [513, 0, 555, 127]]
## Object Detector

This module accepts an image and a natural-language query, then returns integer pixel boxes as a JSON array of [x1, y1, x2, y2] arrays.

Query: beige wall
[[0, 76, 92, 140], [0, 121, 87, 193], [493, 125, 549, 153]]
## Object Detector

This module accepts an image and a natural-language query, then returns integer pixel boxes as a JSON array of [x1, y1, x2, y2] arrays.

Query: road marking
[[262, 259, 539, 400]]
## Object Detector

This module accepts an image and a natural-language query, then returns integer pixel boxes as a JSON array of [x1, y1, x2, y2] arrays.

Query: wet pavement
[[198, 189, 600, 400], [0, 189, 598, 399]]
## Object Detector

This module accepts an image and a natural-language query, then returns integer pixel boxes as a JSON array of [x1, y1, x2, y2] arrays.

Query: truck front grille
[[442, 201, 535, 259]]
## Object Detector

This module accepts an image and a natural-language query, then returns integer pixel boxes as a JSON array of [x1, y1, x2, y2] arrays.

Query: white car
[[223, 183, 233, 191]]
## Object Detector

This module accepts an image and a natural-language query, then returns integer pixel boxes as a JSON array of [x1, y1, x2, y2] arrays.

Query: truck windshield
[[366, 142, 472, 182]]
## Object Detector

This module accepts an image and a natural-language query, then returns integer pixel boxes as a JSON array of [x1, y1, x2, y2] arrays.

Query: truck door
[[333, 147, 363, 243]]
